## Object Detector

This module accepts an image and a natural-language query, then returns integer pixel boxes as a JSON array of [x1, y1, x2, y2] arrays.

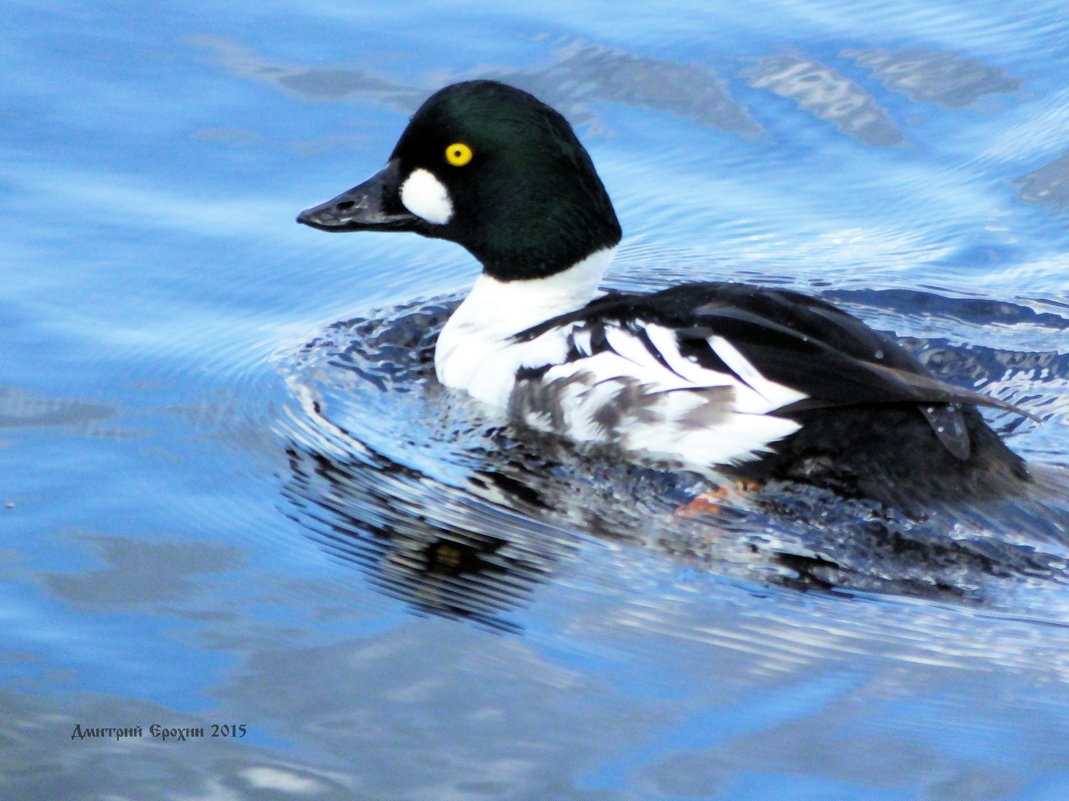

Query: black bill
[[296, 159, 420, 233]]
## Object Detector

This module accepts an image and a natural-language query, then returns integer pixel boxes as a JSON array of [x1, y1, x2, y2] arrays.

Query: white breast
[[435, 248, 805, 469], [508, 324, 803, 468], [435, 248, 614, 406]]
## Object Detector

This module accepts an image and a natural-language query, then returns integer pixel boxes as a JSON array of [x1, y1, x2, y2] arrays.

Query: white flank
[[626, 405, 801, 468], [533, 332, 801, 466], [436, 247, 805, 468], [399, 168, 454, 224]]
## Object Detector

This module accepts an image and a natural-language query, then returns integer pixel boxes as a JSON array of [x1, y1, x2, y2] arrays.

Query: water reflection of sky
[[4, 0, 1069, 798]]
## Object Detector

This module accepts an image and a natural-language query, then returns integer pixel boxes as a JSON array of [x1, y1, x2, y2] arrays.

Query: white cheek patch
[[399, 168, 454, 224]]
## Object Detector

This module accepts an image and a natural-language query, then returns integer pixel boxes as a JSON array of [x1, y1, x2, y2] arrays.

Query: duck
[[297, 79, 1032, 510]]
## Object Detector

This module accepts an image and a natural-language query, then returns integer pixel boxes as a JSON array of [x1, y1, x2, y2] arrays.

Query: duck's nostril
[[335, 200, 355, 211]]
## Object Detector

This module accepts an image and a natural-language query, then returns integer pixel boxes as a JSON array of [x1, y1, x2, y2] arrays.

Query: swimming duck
[[297, 79, 1030, 509]]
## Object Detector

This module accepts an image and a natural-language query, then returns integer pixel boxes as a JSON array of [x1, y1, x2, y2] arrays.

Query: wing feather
[[512, 281, 1031, 460]]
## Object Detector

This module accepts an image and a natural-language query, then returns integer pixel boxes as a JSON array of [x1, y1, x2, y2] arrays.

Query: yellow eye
[[444, 142, 473, 166]]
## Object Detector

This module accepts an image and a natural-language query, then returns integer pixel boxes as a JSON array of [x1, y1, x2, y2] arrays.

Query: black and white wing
[[511, 282, 1024, 467]]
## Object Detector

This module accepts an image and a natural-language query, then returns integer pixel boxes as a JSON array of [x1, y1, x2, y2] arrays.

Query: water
[[4, 0, 1069, 798]]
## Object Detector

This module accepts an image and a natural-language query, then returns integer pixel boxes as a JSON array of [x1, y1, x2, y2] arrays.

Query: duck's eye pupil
[[445, 142, 473, 166]]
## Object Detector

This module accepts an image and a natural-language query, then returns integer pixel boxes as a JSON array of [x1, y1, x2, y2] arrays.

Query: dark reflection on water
[[43, 535, 242, 606], [844, 48, 1021, 108], [187, 36, 426, 106], [482, 43, 763, 137], [1016, 152, 1069, 210], [824, 287, 1069, 330], [0, 386, 114, 430], [281, 440, 571, 632], [191, 36, 762, 138], [743, 55, 904, 146]]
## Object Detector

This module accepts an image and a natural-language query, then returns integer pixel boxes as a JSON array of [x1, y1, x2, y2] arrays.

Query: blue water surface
[[4, 0, 1069, 799]]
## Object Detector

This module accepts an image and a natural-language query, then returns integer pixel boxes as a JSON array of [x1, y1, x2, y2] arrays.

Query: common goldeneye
[[297, 79, 1031, 507]]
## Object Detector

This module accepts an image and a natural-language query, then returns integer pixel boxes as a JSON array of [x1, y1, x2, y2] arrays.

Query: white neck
[[446, 246, 614, 340], [435, 247, 615, 395]]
